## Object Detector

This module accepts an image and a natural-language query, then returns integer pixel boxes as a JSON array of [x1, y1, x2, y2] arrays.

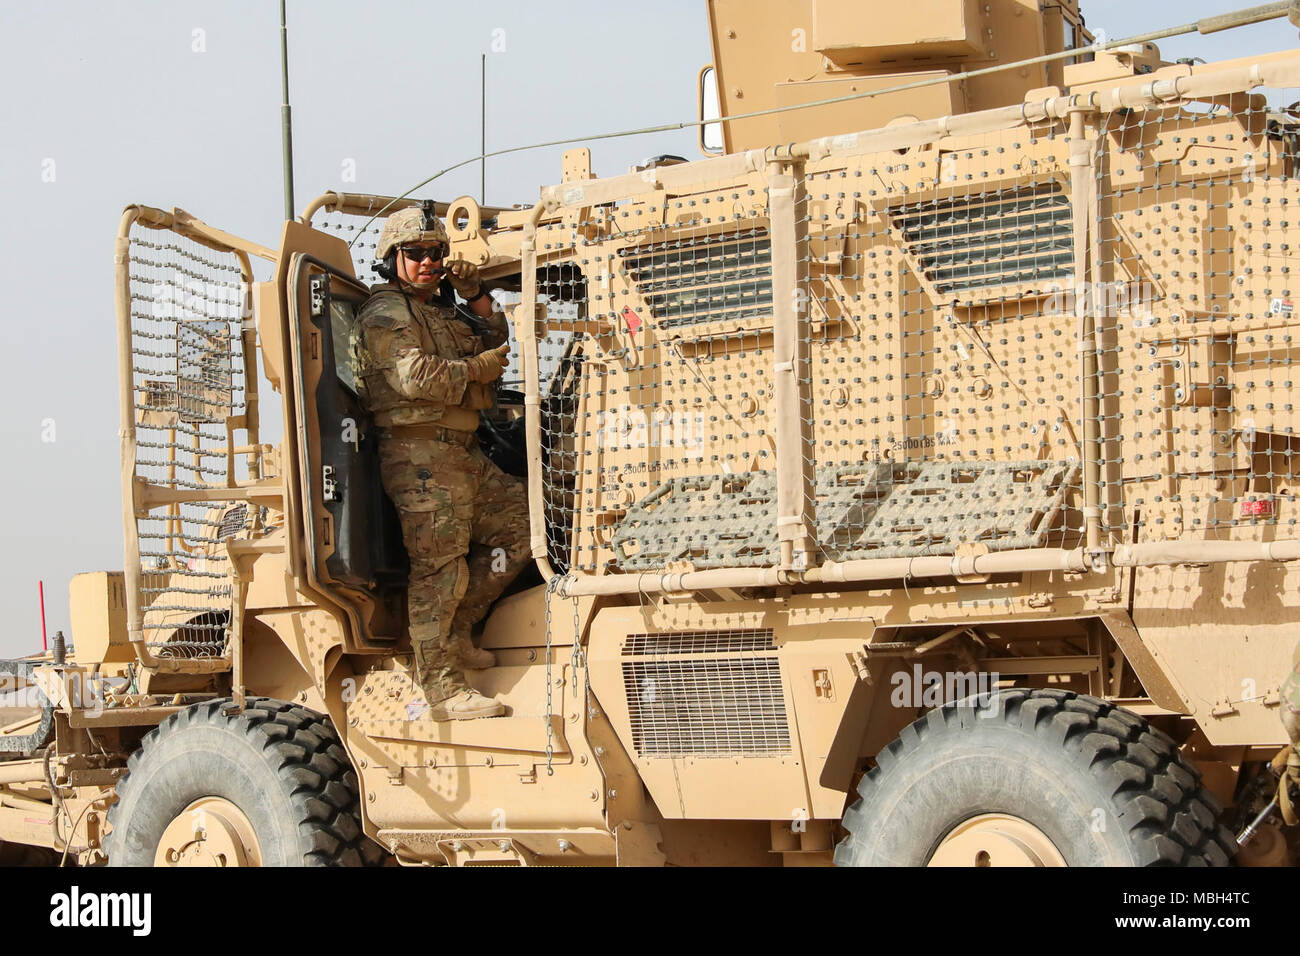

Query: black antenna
[[480, 53, 486, 205], [280, 0, 296, 221]]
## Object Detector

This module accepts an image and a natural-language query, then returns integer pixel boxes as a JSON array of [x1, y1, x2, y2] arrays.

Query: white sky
[[0, 0, 1295, 657]]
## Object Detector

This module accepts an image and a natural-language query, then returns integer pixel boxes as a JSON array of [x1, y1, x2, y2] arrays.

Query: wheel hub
[[155, 797, 263, 867], [928, 813, 1067, 867]]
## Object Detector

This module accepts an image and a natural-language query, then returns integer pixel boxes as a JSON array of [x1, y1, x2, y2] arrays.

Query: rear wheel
[[835, 688, 1236, 867], [106, 697, 383, 867]]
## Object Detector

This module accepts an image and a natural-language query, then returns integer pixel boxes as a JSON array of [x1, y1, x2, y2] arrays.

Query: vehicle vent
[[888, 183, 1073, 298], [217, 504, 248, 541], [621, 628, 789, 757], [622, 628, 776, 655], [620, 228, 772, 330]]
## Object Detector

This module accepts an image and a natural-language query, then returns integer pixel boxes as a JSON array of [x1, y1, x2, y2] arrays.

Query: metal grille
[[128, 228, 247, 660], [612, 460, 1078, 569], [621, 228, 772, 329], [888, 183, 1073, 297], [622, 628, 776, 655], [622, 657, 790, 756], [217, 503, 248, 541]]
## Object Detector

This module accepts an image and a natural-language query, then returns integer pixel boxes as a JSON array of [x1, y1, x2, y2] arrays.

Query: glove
[[446, 259, 484, 300], [465, 342, 510, 383]]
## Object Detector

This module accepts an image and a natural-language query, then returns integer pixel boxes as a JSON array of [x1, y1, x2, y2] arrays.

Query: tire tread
[[835, 689, 1235, 867], [106, 696, 384, 867]]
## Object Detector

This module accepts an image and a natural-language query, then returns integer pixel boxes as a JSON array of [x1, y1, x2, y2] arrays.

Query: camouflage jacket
[[355, 283, 508, 428]]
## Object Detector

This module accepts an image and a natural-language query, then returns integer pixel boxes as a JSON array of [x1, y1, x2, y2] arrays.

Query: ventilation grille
[[889, 183, 1072, 297], [622, 628, 776, 655], [620, 228, 772, 329], [621, 627, 789, 757], [217, 504, 247, 541]]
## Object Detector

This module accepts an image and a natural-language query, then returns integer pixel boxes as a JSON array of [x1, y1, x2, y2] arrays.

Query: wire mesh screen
[[535, 207, 775, 574], [529, 70, 1300, 581], [802, 141, 1083, 563], [314, 208, 384, 288], [534, 155, 1085, 576], [1094, 88, 1300, 544], [128, 226, 247, 659]]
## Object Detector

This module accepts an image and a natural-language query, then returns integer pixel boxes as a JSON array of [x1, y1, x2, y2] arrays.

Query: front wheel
[[105, 697, 383, 867], [834, 688, 1236, 867]]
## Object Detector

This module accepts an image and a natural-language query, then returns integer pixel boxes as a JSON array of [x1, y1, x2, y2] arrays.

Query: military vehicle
[[3, 0, 1300, 866]]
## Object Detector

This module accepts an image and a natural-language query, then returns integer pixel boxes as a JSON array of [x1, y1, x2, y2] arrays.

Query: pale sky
[[0, 0, 1295, 657]]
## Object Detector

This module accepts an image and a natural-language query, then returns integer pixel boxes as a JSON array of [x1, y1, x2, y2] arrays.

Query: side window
[[329, 298, 360, 395]]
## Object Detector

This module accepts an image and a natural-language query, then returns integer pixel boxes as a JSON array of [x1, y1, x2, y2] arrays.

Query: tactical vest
[[356, 284, 495, 430]]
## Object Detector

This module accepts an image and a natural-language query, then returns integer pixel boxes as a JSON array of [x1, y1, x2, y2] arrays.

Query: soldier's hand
[[465, 342, 510, 383], [446, 259, 483, 300]]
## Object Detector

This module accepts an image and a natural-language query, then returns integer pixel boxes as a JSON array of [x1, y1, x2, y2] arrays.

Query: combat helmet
[[377, 204, 449, 259]]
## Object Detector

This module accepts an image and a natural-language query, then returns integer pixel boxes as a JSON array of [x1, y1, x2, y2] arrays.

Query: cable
[[348, 2, 1295, 244]]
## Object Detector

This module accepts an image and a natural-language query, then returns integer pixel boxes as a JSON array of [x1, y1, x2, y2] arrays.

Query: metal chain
[[542, 574, 584, 778], [569, 580, 585, 698], [542, 574, 561, 776]]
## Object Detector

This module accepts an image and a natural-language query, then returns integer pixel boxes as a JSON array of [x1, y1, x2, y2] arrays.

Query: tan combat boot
[[419, 663, 504, 721], [448, 634, 496, 670], [428, 690, 506, 720]]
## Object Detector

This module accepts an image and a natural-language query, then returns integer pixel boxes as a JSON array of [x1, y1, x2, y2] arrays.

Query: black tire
[[105, 697, 384, 867], [834, 688, 1237, 867]]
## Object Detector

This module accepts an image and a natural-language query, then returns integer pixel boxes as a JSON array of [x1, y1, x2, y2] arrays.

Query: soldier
[[356, 205, 530, 720]]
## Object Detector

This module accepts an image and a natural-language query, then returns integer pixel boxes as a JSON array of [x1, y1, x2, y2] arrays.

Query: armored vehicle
[[3, 0, 1300, 866]]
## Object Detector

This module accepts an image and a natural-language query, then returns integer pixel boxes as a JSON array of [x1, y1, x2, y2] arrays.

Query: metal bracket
[[309, 275, 327, 318]]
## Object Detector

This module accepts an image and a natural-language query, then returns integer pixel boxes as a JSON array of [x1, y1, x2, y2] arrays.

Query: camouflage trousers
[[378, 434, 531, 701]]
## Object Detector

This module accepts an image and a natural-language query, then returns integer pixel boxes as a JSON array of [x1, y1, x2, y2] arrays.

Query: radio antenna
[[279, 0, 296, 221]]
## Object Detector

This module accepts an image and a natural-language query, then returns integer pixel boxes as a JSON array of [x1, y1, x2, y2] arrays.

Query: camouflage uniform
[[357, 278, 530, 703]]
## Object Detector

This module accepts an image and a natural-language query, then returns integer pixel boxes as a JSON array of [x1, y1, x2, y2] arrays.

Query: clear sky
[[0, 0, 1296, 657]]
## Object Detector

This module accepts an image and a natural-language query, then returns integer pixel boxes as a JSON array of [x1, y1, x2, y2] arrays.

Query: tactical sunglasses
[[399, 243, 448, 262]]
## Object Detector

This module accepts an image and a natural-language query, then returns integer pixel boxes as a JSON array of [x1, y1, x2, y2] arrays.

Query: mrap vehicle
[[3, 0, 1300, 866]]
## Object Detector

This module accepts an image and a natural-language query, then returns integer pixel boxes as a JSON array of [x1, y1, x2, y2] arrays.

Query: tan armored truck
[[3, 0, 1300, 866]]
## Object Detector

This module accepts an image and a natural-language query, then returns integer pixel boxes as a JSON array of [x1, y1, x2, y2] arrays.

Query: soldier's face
[[398, 246, 444, 290]]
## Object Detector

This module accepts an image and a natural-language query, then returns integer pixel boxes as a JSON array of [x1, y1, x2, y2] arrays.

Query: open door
[[286, 251, 408, 644]]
